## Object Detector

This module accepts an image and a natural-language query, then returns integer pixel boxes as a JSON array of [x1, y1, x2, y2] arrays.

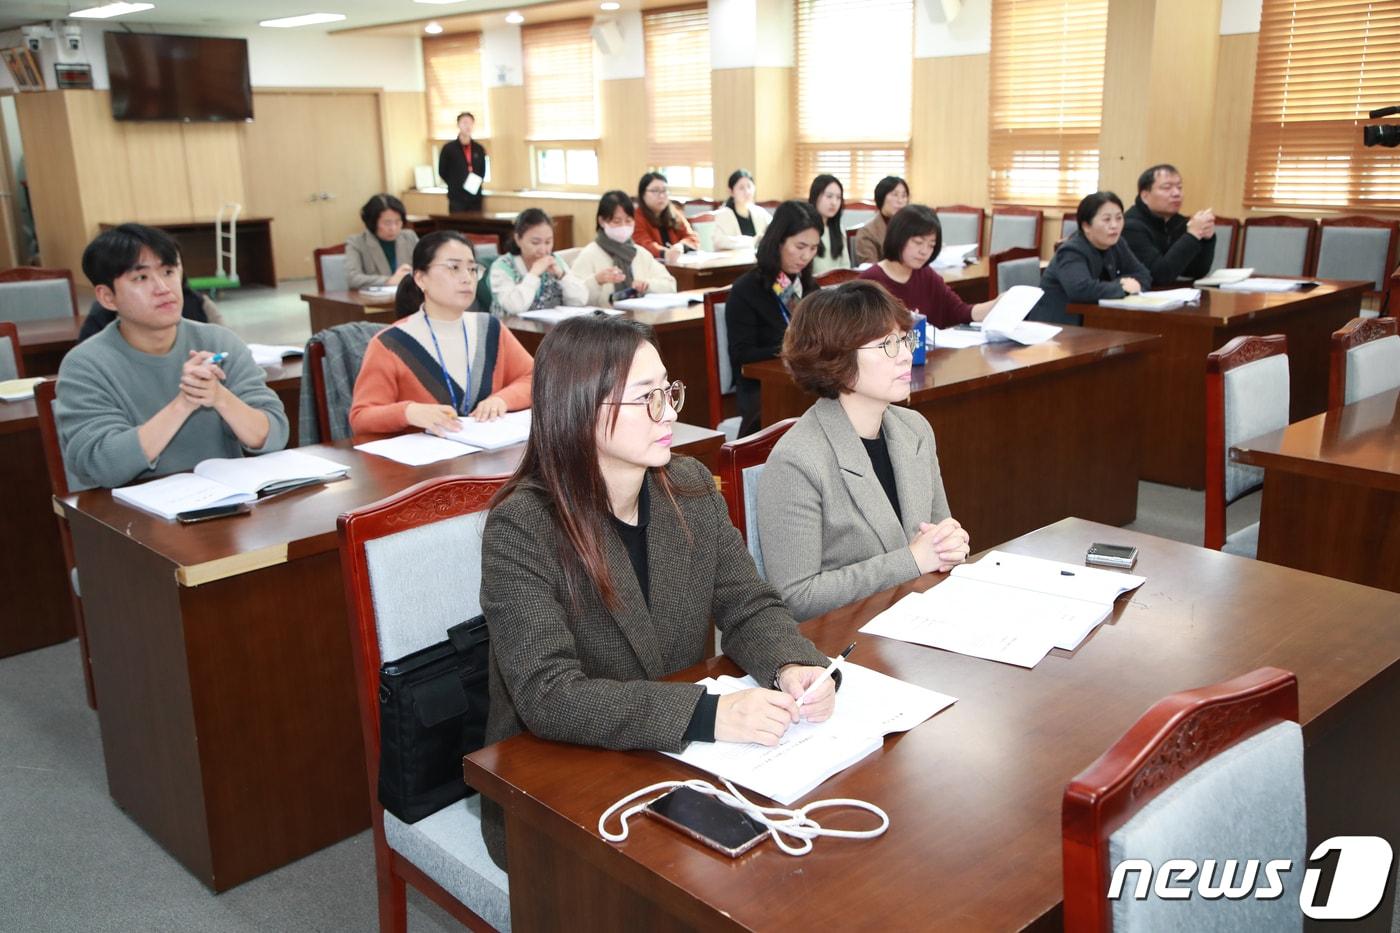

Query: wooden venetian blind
[[423, 33, 487, 140], [1245, 0, 1400, 211], [794, 0, 912, 198], [644, 6, 713, 166], [523, 19, 599, 141], [987, 0, 1108, 207]]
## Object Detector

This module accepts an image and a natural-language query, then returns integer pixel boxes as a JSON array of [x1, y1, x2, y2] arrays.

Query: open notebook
[[932, 285, 1058, 348], [436, 409, 531, 451], [112, 449, 349, 520], [0, 377, 46, 402]]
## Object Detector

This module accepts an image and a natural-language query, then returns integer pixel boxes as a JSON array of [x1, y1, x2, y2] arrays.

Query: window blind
[[987, 0, 1108, 207], [1245, 0, 1400, 211], [644, 6, 713, 166], [423, 33, 487, 140], [794, 0, 912, 198], [523, 20, 599, 141]]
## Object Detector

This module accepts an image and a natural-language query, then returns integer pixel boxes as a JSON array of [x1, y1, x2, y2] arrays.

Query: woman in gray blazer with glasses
[[756, 280, 971, 622]]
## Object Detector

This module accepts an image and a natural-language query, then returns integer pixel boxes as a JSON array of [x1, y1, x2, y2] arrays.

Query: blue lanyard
[[422, 310, 473, 415]]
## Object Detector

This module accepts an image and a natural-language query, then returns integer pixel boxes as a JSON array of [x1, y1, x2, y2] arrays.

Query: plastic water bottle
[[911, 312, 928, 366]]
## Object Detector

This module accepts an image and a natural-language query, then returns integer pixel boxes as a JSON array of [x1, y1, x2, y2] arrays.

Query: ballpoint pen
[[796, 642, 855, 707]]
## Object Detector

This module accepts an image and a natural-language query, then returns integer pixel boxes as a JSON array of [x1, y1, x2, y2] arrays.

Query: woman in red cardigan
[[349, 231, 533, 435], [633, 171, 699, 260]]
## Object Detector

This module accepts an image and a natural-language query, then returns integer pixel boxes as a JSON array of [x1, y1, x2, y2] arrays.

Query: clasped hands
[[910, 516, 970, 574], [179, 350, 229, 410]]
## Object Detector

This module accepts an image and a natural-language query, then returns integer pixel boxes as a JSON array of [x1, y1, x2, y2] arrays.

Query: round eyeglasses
[[857, 332, 918, 358], [604, 381, 686, 422]]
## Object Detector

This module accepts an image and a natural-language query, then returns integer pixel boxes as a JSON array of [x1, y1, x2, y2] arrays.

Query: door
[[312, 93, 387, 249]]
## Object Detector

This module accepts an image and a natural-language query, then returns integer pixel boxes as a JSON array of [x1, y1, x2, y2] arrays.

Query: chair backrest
[[1211, 216, 1240, 272], [1204, 335, 1289, 550], [0, 321, 22, 381], [718, 417, 798, 576], [307, 340, 333, 442], [1063, 666, 1303, 933], [1329, 316, 1400, 408], [0, 267, 79, 322], [466, 233, 499, 267], [816, 268, 859, 287], [846, 226, 863, 265], [702, 287, 733, 429], [314, 243, 348, 293], [934, 205, 985, 255], [1060, 213, 1078, 243], [1315, 215, 1399, 297], [988, 246, 1041, 299], [683, 198, 719, 218], [691, 213, 718, 251], [555, 246, 583, 267], [34, 378, 91, 497], [1240, 216, 1317, 277], [757, 199, 781, 210], [990, 207, 1044, 256], [304, 321, 388, 444], [841, 201, 880, 230]]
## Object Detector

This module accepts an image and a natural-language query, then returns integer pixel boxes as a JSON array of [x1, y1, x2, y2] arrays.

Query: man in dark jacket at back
[[438, 111, 488, 214], [1122, 164, 1217, 283]]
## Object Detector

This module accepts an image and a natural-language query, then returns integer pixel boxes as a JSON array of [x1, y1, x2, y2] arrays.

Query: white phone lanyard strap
[[598, 777, 889, 857]]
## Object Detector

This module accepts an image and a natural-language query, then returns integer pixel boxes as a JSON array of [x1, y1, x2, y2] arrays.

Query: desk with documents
[[58, 424, 723, 890], [464, 517, 1400, 933]]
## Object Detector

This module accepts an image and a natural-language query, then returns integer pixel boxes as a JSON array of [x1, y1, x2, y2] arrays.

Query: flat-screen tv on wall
[[106, 32, 253, 122]]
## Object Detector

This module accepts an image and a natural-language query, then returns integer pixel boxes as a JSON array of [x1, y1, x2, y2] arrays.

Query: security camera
[[21, 25, 46, 53], [63, 25, 82, 53]]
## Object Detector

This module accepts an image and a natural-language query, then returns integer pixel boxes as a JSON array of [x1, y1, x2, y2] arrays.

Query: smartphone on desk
[[612, 286, 641, 301], [1086, 542, 1138, 570], [645, 786, 768, 857]]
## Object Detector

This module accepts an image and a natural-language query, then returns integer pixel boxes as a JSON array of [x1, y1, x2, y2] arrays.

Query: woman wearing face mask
[[477, 313, 838, 870], [726, 199, 823, 437], [571, 191, 679, 307], [349, 231, 533, 434], [712, 169, 772, 251], [1033, 191, 1152, 326], [808, 174, 849, 276], [852, 175, 910, 267], [858, 205, 998, 327], [755, 281, 970, 621], [488, 208, 588, 317], [632, 171, 699, 261]]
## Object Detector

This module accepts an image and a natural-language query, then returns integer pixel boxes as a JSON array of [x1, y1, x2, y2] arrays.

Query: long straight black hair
[[755, 200, 823, 293], [724, 168, 754, 212], [807, 174, 845, 260]]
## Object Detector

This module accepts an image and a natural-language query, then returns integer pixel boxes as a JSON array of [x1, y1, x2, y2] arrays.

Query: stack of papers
[[859, 550, 1146, 668], [247, 344, 305, 367], [1098, 287, 1202, 312], [354, 433, 476, 466], [670, 249, 754, 267], [932, 243, 979, 269], [666, 662, 955, 804], [437, 409, 531, 450], [935, 285, 1059, 349], [613, 293, 693, 312], [1194, 267, 1253, 287], [0, 377, 45, 402], [1219, 277, 1314, 293], [113, 450, 349, 520], [514, 306, 618, 324], [358, 285, 396, 296]]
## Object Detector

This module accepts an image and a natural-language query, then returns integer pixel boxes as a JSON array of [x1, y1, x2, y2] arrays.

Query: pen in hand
[[796, 642, 856, 708], [208, 352, 229, 366]]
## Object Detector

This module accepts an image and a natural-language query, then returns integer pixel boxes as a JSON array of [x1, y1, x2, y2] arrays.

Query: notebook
[[1219, 277, 1314, 293], [612, 294, 693, 312], [514, 306, 619, 324], [112, 450, 349, 520], [436, 409, 531, 450], [0, 377, 45, 402], [246, 344, 305, 367], [1194, 267, 1253, 287], [1098, 288, 1202, 312]]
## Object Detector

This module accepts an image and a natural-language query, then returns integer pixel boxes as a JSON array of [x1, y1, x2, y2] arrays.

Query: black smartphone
[[645, 786, 768, 857], [176, 502, 252, 524], [1086, 542, 1138, 569], [613, 286, 641, 301]]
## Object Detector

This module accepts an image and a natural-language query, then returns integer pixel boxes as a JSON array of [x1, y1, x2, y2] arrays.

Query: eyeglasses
[[645, 186, 669, 197], [857, 332, 918, 358], [428, 261, 480, 278], [604, 381, 686, 422]]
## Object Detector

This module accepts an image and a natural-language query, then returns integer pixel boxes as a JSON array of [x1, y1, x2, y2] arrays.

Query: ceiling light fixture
[[600, 1, 621, 9], [505, 11, 525, 24], [69, 2, 155, 18], [424, 21, 444, 34], [258, 12, 348, 28]]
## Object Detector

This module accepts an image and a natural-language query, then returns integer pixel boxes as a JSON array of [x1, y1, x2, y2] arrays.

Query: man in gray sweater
[[56, 224, 289, 489]]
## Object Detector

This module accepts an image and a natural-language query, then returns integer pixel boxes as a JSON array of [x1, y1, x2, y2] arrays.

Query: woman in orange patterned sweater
[[349, 231, 533, 436]]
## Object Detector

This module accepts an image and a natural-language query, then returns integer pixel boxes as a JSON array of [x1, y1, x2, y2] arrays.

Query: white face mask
[[603, 223, 634, 244]]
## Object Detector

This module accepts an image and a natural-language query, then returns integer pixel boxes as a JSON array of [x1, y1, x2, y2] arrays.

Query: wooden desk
[[743, 327, 1160, 549], [665, 253, 755, 291], [1076, 282, 1366, 488], [59, 425, 723, 891], [430, 212, 574, 251], [301, 290, 396, 334], [1232, 387, 1400, 593], [101, 218, 277, 288], [465, 517, 1400, 933], [15, 315, 81, 375]]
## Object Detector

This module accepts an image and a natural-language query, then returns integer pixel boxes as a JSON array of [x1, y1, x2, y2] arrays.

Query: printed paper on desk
[[612, 294, 692, 312], [247, 344, 305, 367], [437, 409, 531, 450], [980, 285, 1058, 344], [859, 586, 1061, 667], [955, 550, 1145, 606], [932, 243, 978, 269], [1098, 288, 1201, 312], [358, 285, 396, 296], [1194, 267, 1253, 287], [355, 433, 475, 466], [933, 326, 987, 349], [515, 306, 619, 324], [0, 377, 45, 401], [1219, 277, 1308, 293], [464, 173, 483, 195]]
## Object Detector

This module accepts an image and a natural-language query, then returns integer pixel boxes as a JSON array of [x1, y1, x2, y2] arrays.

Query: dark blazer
[[438, 138, 488, 212], [726, 268, 795, 437], [1122, 197, 1216, 284], [1033, 232, 1153, 326], [477, 455, 830, 869]]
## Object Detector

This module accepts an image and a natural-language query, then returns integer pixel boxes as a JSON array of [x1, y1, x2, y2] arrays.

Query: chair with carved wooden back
[[338, 474, 512, 933], [1060, 212, 1078, 243], [1063, 666, 1304, 933], [989, 206, 1044, 257], [1240, 216, 1317, 277], [1328, 316, 1400, 409], [717, 417, 798, 579], [1210, 216, 1240, 272], [690, 211, 718, 252], [988, 247, 1042, 299], [840, 200, 880, 230], [0, 321, 23, 381], [33, 378, 98, 709], [934, 205, 985, 256], [0, 267, 80, 323], [1204, 335, 1289, 556], [313, 243, 348, 293], [682, 198, 719, 218], [1314, 215, 1399, 308], [702, 287, 742, 440], [815, 268, 859, 288]]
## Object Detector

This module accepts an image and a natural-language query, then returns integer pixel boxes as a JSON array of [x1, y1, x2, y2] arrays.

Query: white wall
[[915, 0, 991, 58], [709, 0, 792, 69], [482, 24, 523, 87], [1220, 0, 1263, 35], [595, 11, 645, 81]]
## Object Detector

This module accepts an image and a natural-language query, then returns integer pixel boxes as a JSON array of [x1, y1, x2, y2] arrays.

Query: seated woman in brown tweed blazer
[[478, 313, 838, 870]]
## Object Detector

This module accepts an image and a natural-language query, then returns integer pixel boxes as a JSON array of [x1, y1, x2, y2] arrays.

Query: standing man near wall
[[439, 111, 489, 214]]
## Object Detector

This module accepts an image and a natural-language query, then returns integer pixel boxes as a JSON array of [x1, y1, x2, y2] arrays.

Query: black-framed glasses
[[857, 332, 917, 358], [604, 381, 686, 422]]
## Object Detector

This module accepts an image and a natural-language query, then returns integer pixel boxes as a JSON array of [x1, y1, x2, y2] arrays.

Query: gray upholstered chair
[[703, 288, 741, 440], [682, 198, 719, 218], [1204, 335, 1290, 556], [314, 245, 349, 293], [718, 418, 797, 580], [554, 246, 583, 267], [1210, 216, 1239, 272], [0, 321, 21, 381], [1329, 317, 1400, 408], [1315, 216, 1398, 297], [338, 475, 512, 933], [0, 268, 79, 323], [1240, 216, 1316, 277], [1063, 666, 1305, 933], [989, 207, 1043, 256], [989, 247, 1042, 299], [689, 212, 718, 252], [841, 201, 880, 230], [934, 205, 985, 256], [1060, 213, 1078, 243]]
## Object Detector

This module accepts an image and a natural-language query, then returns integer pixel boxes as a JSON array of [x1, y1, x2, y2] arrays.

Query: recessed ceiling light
[[600, 1, 621, 9], [69, 2, 155, 18], [505, 11, 525, 24], [424, 21, 444, 34], [259, 12, 347, 28]]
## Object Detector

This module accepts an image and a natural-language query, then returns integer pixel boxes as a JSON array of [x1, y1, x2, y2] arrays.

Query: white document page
[[464, 172, 483, 195], [113, 473, 253, 521], [194, 449, 349, 496], [980, 285, 1058, 344], [932, 243, 979, 269], [612, 294, 693, 312], [514, 306, 618, 324], [246, 344, 305, 367], [859, 584, 1062, 667], [0, 377, 45, 401], [358, 285, 396, 296], [1098, 288, 1202, 312], [1194, 267, 1253, 286], [953, 549, 1146, 606], [1219, 278, 1308, 292], [355, 433, 477, 466], [932, 327, 987, 349], [437, 409, 531, 450]]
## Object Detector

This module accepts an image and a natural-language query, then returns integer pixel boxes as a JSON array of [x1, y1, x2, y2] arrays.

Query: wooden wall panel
[[181, 123, 246, 218], [484, 85, 528, 190], [711, 68, 755, 201], [751, 67, 793, 203], [15, 92, 86, 277], [124, 122, 194, 222], [382, 91, 429, 195], [482, 193, 599, 245], [1145, 0, 1222, 212], [65, 91, 135, 229], [1205, 32, 1257, 220], [911, 54, 990, 208], [599, 78, 649, 195], [1098, 0, 1155, 200]]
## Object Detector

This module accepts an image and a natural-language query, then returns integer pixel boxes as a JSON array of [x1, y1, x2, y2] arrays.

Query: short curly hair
[[782, 280, 913, 399]]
